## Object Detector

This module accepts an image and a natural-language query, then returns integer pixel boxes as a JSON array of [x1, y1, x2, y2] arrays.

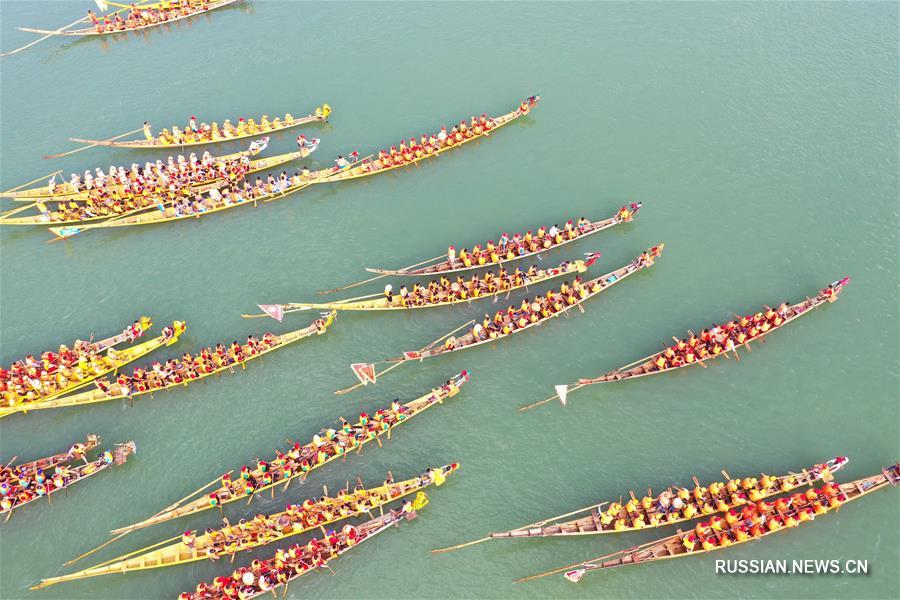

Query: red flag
[[258, 304, 284, 322], [403, 351, 422, 361], [351, 363, 376, 385]]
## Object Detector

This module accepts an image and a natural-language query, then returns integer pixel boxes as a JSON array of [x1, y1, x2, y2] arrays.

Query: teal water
[[1, 1, 898, 599]]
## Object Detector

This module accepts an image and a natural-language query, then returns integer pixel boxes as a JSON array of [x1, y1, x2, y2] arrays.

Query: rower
[[334, 155, 350, 170], [384, 284, 393, 305], [183, 530, 196, 548]]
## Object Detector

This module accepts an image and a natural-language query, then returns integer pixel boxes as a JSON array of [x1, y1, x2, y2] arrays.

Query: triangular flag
[[555, 385, 569, 406], [258, 304, 284, 322], [94, 0, 109, 11], [403, 351, 422, 361], [351, 363, 376, 385], [248, 136, 269, 154], [564, 569, 586, 583]]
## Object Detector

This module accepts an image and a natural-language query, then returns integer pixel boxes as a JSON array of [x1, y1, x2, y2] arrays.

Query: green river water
[[0, 1, 897, 599]]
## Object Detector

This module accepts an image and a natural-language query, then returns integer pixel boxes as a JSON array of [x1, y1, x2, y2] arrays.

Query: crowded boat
[[0, 318, 153, 407], [201, 382, 461, 507], [361, 204, 638, 280], [592, 277, 851, 379], [40, 98, 538, 236], [441, 207, 635, 272], [433, 458, 847, 555], [380, 259, 594, 308], [1, 438, 136, 516], [96, 331, 280, 397], [328, 96, 537, 178], [180, 501, 427, 600], [426, 246, 662, 356], [180, 467, 450, 562], [87, 0, 215, 33], [36, 158, 252, 224], [29, 465, 456, 589], [589, 457, 846, 533], [142, 104, 330, 146], [108, 372, 469, 534], [518, 463, 898, 583], [56, 150, 251, 198]]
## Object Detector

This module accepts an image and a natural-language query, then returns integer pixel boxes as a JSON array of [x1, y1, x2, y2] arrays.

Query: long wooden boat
[[348, 246, 662, 389], [537, 277, 850, 408], [1, 144, 302, 203], [46, 97, 538, 240], [434, 457, 846, 553], [180, 501, 428, 599], [34, 464, 456, 588], [107, 372, 469, 534], [519, 462, 900, 583], [2, 317, 152, 367], [0, 323, 184, 419], [19, 0, 242, 37], [1, 440, 137, 518], [367, 204, 641, 278], [246, 256, 599, 319], [2, 435, 101, 481], [67, 106, 327, 150], [0, 313, 334, 418], [0, 149, 315, 228]]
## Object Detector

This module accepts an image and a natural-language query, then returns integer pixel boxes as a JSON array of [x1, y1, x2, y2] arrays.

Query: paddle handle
[[44, 127, 144, 160]]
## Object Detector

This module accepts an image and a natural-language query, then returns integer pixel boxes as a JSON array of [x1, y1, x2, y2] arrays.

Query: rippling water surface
[[0, 2, 897, 599]]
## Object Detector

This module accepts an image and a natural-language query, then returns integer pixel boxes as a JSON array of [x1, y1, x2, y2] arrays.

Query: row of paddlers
[[0, 97, 538, 242], [2, 94, 875, 596], [16, 438, 898, 593], [0, 201, 850, 419]]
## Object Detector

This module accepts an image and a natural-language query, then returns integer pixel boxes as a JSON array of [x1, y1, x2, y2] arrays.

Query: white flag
[[248, 136, 269, 154], [564, 569, 586, 583], [94, 0, 109, 11], [555, 385, 569, 406], [258, 304, 284, 322]]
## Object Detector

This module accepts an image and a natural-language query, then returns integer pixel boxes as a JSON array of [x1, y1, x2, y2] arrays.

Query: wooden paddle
[[241, 291, 381, 319], [4, 0, 155, 58], [334, 319, 474, 395], [514, 539, 660, 583], [44, 127, 145, 160], [0, 169, 63, 198], [1, 15, 89, 57], [0, 200, 46, 221], [432, 501, 609, 554], [106, 470, 233, 537], [318, 253, 445, 295]]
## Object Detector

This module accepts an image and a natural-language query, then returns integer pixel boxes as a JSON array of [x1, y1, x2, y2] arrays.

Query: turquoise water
[[0, 1, 898, 599]]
